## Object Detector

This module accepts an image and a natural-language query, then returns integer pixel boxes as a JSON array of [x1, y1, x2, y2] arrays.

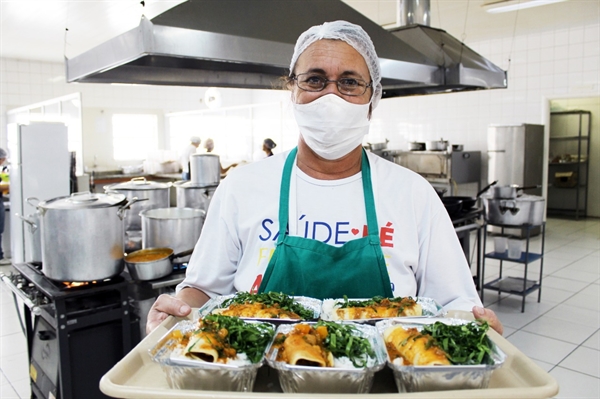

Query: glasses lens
[[338, 78, 365, 95], [295, 74, 370, 96], [297, 74, 326, 91]]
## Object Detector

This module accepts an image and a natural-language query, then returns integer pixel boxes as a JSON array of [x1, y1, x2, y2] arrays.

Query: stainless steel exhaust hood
[[66, 0, 506, 97]]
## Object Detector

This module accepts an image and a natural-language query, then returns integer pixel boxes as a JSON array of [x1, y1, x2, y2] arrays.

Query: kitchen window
[[112, 114, 158, 161]]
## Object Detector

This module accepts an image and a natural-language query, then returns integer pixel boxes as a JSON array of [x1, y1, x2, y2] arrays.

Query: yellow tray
[[100, 311, 559, 398]]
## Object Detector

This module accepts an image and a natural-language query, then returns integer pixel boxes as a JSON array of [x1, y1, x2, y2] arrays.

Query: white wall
[[1, 22, 598, 198]]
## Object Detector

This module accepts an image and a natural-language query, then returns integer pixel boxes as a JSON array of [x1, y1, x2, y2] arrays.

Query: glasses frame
[[292, 73, 373, 96]]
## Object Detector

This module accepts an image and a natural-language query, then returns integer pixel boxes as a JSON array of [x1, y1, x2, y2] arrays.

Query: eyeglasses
[[292, 73, 372, 96]]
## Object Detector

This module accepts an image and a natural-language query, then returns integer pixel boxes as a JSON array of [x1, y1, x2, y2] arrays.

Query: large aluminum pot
[[190, 153, 220, 186], [174, 181, 218, 211], [426, 139, 449, 151], [482, 195, 545, 226], [492, 184, 541, 199], [104, 177, 171, 231], [140, 207, 206, 263], [37, 192, 136, 282]]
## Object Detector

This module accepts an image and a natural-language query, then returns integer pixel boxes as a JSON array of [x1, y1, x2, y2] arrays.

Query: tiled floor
[[0, 217, 598, 398]]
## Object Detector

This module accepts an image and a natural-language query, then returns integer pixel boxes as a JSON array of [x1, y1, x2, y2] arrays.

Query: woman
[[147, 21, 502, 335], [253, 138, 277, 161]]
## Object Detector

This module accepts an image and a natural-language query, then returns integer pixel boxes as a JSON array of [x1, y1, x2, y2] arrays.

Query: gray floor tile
[[530, 358, 554, 372], [542, 275, 590, 292], [486, 298, 554, 329], [550, 366, 600, 399], [552, 268, 600, 283], [523, 315, 598, 345], [0, 333, 27, 358], [11, 377, 31, 399], [544, 304, 600, 328], [0, 382, 20, 399], [0, 352, 29, 387], [507, 330, 577, 364], [558, 346, 599, 378], [563, 291, 600, 312], [582, 330, 600, 350], [537, 286, 575, 304]]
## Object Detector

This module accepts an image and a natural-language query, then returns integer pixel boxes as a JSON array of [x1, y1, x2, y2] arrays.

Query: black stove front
[[3, 263, 137, 399]]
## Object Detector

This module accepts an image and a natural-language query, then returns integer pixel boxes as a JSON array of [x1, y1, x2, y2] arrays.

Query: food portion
[[383, 321, 494, 366], [170, 314, 275, 365], [214, 292, 315, 320], [272, 321, 376, 368], [326, 296, 423, 320]]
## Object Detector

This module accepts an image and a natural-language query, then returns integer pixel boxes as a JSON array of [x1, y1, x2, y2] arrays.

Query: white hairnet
[[289, 20, 382, 109], [190, 136, 201, 144], [0, 148, 6, 158]]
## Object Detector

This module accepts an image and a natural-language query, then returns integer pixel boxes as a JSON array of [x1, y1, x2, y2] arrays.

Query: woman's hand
[[146, 294, 192, 334], [473, 306, 504, 335]]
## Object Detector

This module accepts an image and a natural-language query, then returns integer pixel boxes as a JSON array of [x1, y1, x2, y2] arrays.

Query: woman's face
[[292, 40, 372, 106]]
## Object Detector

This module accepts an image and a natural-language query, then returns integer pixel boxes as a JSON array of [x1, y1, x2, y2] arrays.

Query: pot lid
[[173, 180, 218, 189], [106, 177, 171, 190], [39, 192, 127, 210]]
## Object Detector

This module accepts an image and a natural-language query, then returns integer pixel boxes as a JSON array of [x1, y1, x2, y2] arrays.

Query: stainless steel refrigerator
[[7, 122, 71, 263], [487, 124, 544, 235]]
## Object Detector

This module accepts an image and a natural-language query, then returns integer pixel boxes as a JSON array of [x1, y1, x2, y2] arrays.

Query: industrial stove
[[1, 262, 138, 399]]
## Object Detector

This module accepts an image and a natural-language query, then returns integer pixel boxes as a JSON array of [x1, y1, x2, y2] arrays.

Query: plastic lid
[[39, 192, 127, 210], [173, 180, 218, 189], [106, 177, 171, 191]]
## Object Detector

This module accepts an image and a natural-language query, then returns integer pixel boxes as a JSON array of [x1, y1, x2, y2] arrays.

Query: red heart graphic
[[351, 228, 359, 235]]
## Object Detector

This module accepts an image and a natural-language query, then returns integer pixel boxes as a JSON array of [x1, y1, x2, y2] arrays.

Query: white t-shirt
[[180, 144, 198, 173], [178, 150, 482, 312]]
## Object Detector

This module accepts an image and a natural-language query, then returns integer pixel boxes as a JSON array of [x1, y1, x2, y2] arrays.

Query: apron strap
[[278, 147, 379, 244]]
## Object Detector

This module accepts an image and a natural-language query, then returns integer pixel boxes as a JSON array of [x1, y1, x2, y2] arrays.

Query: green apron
[[257, 147, 393, 299]]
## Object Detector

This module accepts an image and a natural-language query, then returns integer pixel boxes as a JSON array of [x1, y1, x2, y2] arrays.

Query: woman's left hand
[[472, 306, 503, 335]]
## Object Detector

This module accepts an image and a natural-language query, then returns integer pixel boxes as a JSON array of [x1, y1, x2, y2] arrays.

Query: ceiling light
[[482, 0, 568, 14]]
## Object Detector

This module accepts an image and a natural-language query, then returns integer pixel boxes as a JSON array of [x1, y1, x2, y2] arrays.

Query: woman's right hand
[[146, 294, 192, 334]]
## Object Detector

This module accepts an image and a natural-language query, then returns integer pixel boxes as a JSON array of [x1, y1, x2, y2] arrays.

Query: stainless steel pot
[[104, 177, 171, 231], [140, 207, 206, 263], [483, 195, 545, 226], [17, 197, 43, 263], [366, 139, 389, 151], [124, 248, 194, 281], [492, 185, 541, 199], [409, 142, 426, 151], [174, 181, 218, 211], [37, 192, 138, 282], [190, 153, 220, 186], [426, 139, 449, 151]]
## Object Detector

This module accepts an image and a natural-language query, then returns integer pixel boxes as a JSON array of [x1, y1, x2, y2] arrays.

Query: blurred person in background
[[0, 148, 10, 265], [180, 136, 201, 180], [253, 138, 277, 161], [204, 138, 238, 175]]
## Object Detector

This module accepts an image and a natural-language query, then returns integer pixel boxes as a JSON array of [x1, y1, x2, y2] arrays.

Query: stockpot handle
[[16, 213, 38, 231], [130, 177, 148, 184], [26, 197, 41, 208], [117, 196, 148, 220]]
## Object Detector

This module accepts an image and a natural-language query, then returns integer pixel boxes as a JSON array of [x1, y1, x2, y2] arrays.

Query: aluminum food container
[[376, 318, 507, 393], [264, 322, 387, 393], [198, 294, 322, 322], [320, 297, 445, 322], [149, 319, 269, 392]]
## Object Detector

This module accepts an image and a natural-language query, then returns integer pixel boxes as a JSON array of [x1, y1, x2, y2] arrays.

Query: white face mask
[[293, 94, 370, 160]]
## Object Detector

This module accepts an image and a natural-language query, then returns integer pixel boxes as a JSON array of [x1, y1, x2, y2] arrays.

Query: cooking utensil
[[174, 181, 218, 211], [366, 139, 389, 151], [409, 142, 426, 151], [190, 153, 221, 186], [482, 195, 545, 226], [441, 197, 463, 217], [492, 185, 541, 199], [124, 247, 194, 281], [36, 192, 143, 282], [104, 177, 171, 231], [442, 181, 498, 211], [140, 207, 206, 263], [425, 138, 448, 151]]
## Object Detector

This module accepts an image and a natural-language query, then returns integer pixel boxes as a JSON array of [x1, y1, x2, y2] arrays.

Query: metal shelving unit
[[481, 222, 546, 312], [548, 110, 591, 219]]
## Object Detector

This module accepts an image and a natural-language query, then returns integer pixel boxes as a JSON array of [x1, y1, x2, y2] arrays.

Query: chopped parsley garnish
[[335, 295, 416, 308], [221, 292, 314, 320], [198, 314, 275, 363], [316, 321, 375, 368], [421, 321, 494, 365]]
